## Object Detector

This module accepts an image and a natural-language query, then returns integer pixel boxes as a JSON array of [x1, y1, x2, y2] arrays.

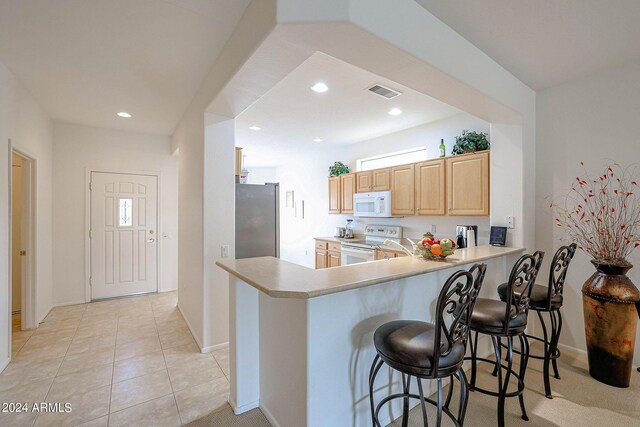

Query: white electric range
[[340, 225, 404, 265]]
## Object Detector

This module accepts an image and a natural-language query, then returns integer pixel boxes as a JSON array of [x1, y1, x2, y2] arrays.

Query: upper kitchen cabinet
[[340, 173, 356, 213], [371, 168, 390, 191], [415, 159, 446, 215], [328, 176, 341, 213], [356, 171, 372, 193], [391, 164, 415, 215], [446, 151, 490, 216]]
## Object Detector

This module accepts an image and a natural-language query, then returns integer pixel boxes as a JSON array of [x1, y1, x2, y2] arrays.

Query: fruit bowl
[[416, 233, 456, 261]]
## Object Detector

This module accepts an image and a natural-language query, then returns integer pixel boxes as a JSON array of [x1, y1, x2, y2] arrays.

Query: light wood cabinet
[[391, 164, 415, 215], [327, 152, 490, 217], [328, 251, 341, 268], [328, 176, 341, 214], [446, 152, 490, 216], [356, 168, 390, 193], [415, 159, 446, 215], [356, 171, 372, 193], [315, 249, 328, 269], [315, 240, 341, 269], [371, 168, 390, 191], [340, 173, 356, 214]]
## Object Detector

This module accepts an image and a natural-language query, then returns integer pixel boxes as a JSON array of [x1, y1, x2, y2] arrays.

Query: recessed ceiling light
[[249, 125, 261, 131], [313, 138, 323, 142], [388, 108, 403, 116], [311, 82, 329, 93], [117, 112, 132, 118]]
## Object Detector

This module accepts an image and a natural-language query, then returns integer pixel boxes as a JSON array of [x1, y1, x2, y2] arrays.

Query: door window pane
[[119, 198, 133, 227]]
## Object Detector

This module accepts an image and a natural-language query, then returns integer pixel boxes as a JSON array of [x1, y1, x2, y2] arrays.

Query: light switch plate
[[221, 245, 230, 258], [506, 216, 515, 229]]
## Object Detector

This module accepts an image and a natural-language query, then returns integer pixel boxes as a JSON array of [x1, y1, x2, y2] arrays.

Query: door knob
[[147, 238, 155, 243]]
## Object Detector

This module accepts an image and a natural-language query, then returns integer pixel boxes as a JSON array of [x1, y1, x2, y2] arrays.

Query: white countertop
[[216, 245, 524, 299]]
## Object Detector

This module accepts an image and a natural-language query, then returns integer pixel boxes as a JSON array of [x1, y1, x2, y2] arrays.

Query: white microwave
[[353, 191, 393, 217]]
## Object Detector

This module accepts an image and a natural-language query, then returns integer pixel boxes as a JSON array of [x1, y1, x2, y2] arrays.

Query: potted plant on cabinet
[[551, 162, 640, 387], [451, 130, 490, 155], [329, 161, 350, 177]]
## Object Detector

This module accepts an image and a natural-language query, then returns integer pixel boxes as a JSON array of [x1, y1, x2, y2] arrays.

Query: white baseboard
[[176, 303, 207, 352], [259, 403, 281, 427], [52, 300, 86, 308], [0, 356, 10, 374], [39, 305, 53, 324], [201, 341, 229, 354], [229, 395, 260, 416]]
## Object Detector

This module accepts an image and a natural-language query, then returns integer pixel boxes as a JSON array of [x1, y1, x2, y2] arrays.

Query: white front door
[[90, 172, 158, 299]]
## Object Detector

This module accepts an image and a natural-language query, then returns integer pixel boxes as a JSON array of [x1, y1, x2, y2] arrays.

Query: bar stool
[[496, 244, 577, 398], [466, 251, 544, 427], [368, 264, 487, 427]]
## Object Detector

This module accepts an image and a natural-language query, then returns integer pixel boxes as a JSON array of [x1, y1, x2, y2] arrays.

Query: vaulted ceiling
[[0, 0, 251, 135], [415, 0, 640, 90]]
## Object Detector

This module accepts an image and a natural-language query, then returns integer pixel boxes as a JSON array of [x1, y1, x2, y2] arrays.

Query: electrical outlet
[[506, 216, 515, 229], [221, 245, 230, 258], [431, 224, 437, 233]]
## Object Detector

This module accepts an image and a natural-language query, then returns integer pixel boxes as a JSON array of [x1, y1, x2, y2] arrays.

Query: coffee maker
[[455, 225, 478, 248]]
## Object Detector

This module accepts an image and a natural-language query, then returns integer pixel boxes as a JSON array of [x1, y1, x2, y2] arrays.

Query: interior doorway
[[10, 148, 36, 332]]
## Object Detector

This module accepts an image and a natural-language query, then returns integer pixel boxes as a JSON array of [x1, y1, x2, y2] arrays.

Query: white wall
[[172, 0, 276, 350], [246, 167, 277, 185], [536, 59, 640, 365], [0, 60, 53, 369], [273, 113, 492, 268], [203, 119, 236, 350], [52, 123, 179, 305]]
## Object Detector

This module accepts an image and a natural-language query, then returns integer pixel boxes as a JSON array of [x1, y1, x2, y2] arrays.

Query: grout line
[[155, 298, 185, 426]]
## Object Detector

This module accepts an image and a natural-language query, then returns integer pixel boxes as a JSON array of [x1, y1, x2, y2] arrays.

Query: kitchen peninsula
[[216, 245, 524, 427]]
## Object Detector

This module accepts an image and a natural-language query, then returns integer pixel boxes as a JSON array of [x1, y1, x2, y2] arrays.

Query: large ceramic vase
[[582, 260, 640, 387]]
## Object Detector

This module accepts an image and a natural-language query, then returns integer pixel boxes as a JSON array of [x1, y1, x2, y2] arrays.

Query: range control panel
[[364, 225, 403, 239]]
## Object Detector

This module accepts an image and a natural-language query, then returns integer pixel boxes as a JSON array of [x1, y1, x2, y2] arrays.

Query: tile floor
[[1, 291, 231, 427]]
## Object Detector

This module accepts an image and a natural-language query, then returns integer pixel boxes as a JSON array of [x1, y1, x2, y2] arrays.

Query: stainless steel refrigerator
[[235, 183, 280, 259]]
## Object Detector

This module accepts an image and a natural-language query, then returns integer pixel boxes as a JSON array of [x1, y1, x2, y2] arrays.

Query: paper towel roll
[[466, 229, 476, 248]]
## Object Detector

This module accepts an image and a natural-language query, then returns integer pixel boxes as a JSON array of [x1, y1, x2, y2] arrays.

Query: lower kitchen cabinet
[[315, 249, 328, 269], [315, 240, 341, 269], [328, 251, 341, 268]]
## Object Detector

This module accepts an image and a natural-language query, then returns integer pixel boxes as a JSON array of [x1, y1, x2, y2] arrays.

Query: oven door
[[341, 246, 376, 265]]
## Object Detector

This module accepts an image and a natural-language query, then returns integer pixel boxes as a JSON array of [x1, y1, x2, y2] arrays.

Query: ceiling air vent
[[367, 84, 402, 100]]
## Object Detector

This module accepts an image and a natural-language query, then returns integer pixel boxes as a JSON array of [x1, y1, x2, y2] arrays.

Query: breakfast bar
[[216, 246, 524, 427]]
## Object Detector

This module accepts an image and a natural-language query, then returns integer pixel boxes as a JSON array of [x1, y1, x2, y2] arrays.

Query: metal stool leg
[[491, 337, 501, 376], [369, 355, 384, 427], [551, 310, 562, 379], [491, 336, 506, 427], [470, 331, 479, 389], [537, 310, 552, 399], [458, 368, 470, 424], [416, 378, 429, 427], [401, 374, 411, 427], [518, 334, 530, 421]]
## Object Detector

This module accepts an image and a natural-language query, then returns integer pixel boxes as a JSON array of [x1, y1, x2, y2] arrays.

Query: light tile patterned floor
[[0, 291, 230, 426]]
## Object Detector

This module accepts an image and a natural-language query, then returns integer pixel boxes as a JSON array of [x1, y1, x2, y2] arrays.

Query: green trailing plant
[[329, 161, 350, 176], [451, 130, 490, 155]]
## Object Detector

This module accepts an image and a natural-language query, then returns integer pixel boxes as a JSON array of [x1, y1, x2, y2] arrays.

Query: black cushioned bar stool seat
[[468, 298, 528, 335], [496, 283, 563, 310], [374, 320, 466, 377]]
